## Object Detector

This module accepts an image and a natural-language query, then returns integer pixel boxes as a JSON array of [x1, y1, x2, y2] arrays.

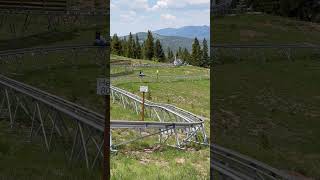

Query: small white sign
[[97, 78, 110, 95], [140, 86, 148, 93]]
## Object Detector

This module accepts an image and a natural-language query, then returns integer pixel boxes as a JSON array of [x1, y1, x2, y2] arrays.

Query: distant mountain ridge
[[153, 25, 210, 40], [120, 25, 210, 53]]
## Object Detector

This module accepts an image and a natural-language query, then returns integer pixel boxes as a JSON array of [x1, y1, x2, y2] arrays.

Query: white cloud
[[120, 10, 137, 22], [160, 13, 176, 20], [111, 0, 209, 35], [150, 0, 209, 11]]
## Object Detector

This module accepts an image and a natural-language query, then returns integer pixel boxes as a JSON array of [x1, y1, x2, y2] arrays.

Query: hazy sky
[[111, 0, 210, 36]]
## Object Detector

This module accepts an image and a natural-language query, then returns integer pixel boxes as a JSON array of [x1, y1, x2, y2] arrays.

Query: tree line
[[247, 0, 320, 22], [111, 31, 210, 68]]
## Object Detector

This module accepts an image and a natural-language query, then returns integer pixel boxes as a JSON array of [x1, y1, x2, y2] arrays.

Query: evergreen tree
[[182, 48, 190, 64], [144, 30, 154, 60], [167, 47, 174, 62], [121, 37, 127, 56], [178, 47, 183, 58], [191, 37, 202, 66], [111, 34, 121, 55], [126, 32, 135, 58], [135, 35, 142, 59], [154, 39, 165, 62], [201, 38, 209, 67]]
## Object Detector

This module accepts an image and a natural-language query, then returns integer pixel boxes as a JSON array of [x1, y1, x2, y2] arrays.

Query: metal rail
[[211, 145, 293, 180], [211, 44, 320, 49], [0, 44, 108, 57], [0, 9, 108, 16]]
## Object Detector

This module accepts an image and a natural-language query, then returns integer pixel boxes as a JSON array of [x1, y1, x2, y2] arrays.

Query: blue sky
[[111, 0, 210, 36]]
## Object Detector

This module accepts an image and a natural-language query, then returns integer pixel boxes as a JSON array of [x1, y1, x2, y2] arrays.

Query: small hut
[[173, 56, 183, 66]]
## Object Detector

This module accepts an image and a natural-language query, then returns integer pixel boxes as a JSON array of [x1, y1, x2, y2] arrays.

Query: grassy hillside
[[110, 55, 210, 179], [0, 21, 109, 179], [212, 14, 320, 44], [0, 15, 107, 50], [213, 14, 320, 178], [0, 50, 210, 179]]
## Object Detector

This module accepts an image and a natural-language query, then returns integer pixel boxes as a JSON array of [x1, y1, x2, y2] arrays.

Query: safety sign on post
[[97, 78, 110, 95], [140, 86, 148, 93]]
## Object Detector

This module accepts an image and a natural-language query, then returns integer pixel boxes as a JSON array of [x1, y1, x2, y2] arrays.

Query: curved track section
[[0, 74, 206, 168], [0, 46, 293, 179], [211, 145, 293, 180]]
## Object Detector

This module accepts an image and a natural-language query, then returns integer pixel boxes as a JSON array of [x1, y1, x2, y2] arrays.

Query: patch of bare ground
[[175, 158, 185, 164], [192, 163, 207, 177], [240, 30, 267, 41], [258, 21, 288, 31], [217, 108, 240, 131]]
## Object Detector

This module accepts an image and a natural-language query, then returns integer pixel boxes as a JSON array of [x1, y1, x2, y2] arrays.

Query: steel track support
[[153, 108, 162, 122], [36, 103, 50, 151], [5, 89, 13, 128], [91, 138, 104, 169], [9, 23, 16, 37], [29, 105, 37, 139], [174, 127, 181, 148], [12, 96, 21, 125], [22, 14, 32, 33], [201, 124, 208, 144], [69, 126, 80, 163], [111, 90, 115, 103], [0, 90, 5, 113], [78, 122, 89, 169]]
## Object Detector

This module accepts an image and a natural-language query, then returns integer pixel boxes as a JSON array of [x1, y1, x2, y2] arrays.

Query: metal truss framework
[[0, 74, 208, 169], [110, 85, 208, 149], [0, 77, 105, 169]]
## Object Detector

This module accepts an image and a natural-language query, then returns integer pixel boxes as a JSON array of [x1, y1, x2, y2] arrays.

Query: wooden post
[[103, 93, 110, 180], [141, 92, 145, 121]]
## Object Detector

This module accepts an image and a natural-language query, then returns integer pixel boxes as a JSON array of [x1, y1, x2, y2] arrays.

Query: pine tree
[[167, 47, 174, 62], [191, 37, 202, 66], [135, 34, 142, 59], [154, 39, 165, 62], [126, 32, 135, 58], [182, 48, 190, 64], [121, 37, 127, 56], [111, 34, 121, 55], [178, 47, 182, 58], [144, 30, 154, 60], [201, 38, 209, 67]]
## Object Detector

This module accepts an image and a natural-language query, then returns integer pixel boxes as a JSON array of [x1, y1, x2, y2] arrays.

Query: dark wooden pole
[[103, 93, 110, 180], [141, 92, 145, 121]]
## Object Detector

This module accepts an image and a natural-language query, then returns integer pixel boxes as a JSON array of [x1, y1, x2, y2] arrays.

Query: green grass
[[0, 50, 210, 179], [0, 22, 109, 179], [110, 56, 210, 180], [0, 15, 107, 50], [0, 121, 101, 180], [212, 13, 320, 44], [213, 14, 320, 178]]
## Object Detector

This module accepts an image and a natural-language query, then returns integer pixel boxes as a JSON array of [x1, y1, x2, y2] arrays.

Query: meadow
[[0, 50, 210, 179], [213, 13, 320, 178]]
